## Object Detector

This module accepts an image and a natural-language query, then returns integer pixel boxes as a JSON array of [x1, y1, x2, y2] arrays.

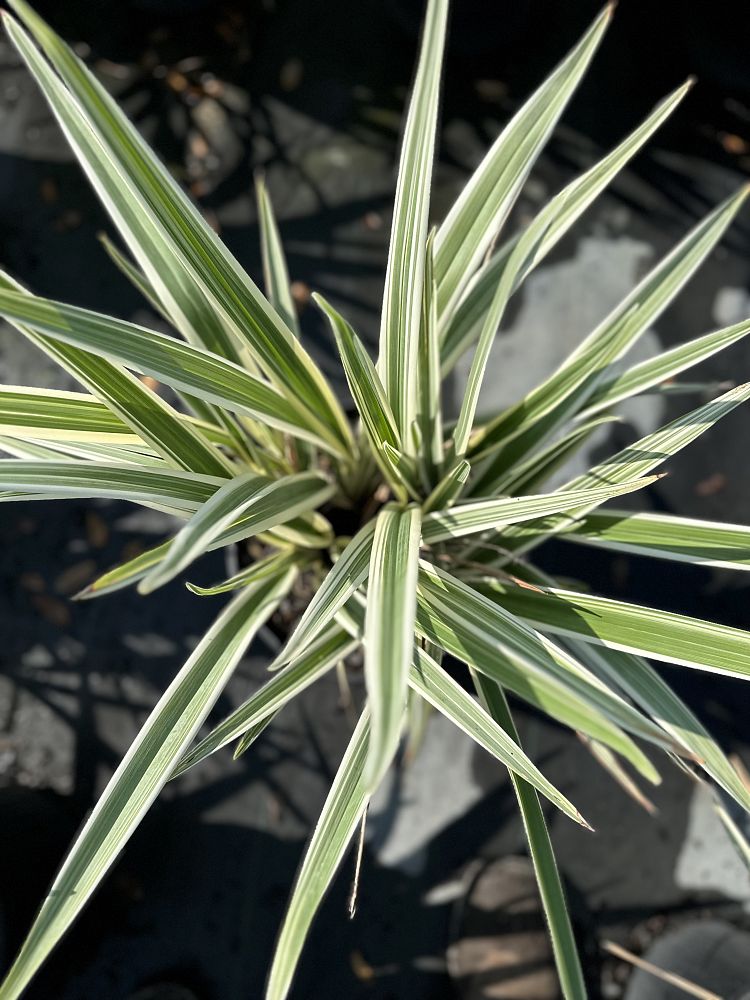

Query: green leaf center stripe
[[378, 0, 448, 440], [437, 79, 691, 373], [433, 5, 612, 319], [416, 562, 669, 765], [7, 3, 353, 450], [0, 288, 342, 454], [472, 676, 588, 999], [364, 505, 422, 790], [561, 508, 750, 570], [266, 709, 370, 1000], [484, 581, 750, 679], [411, 647, 588, 826], [421, 475, 658, 542], [0, 460, 225, 511], [139, 471, 334, 593]]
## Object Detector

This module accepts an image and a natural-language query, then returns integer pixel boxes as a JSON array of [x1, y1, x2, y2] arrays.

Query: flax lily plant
[[1, 2, 750, 997]]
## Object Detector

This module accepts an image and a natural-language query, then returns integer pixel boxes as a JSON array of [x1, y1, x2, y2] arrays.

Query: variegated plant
[[1, 2, 749, 998]]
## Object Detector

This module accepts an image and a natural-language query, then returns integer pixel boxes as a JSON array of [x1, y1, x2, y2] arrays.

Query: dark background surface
[[1, 1, 750, 998]]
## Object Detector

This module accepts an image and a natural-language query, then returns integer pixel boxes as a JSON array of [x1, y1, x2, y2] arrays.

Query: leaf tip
[[579, 813, 596, 832]]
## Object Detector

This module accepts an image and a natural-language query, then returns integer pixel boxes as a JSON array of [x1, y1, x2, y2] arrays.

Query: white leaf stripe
[[417, 231, 443, 481], [173, 624, 358, 778], [255, 175, 300, 338], [561, 508, 750, 570], [0, 288, 342, 454], [0, 385, 140, 442], [416, 563, 665, 775], [75, 509, 331, 601], [378, 0, 448, 439], [421, 475, 658, 542], [0, 460, 224, 511], [266, 710, 370, 1000], [316, 294, 401, 454], [8, 3, 352, 447], [562, 639, 750, 814], [470, 186, 749, 466], [0, 272, 234, 477], [438, 79, 691, 373], [186, 550, 297, 597], [364, 505, 422, 789], [429, 560, 669, 756], [578, 317, 750, 419], [496, 415, 618, 496], [0, 384, 234, 449], [139, 472, 334, 593], [0, 566, 296, 1000], [411, 646, 588, 825], [434, 6, 611, 320], [5, 12, 243, 365], [483, 580, 750, 680], [492, 382, 750, 558]]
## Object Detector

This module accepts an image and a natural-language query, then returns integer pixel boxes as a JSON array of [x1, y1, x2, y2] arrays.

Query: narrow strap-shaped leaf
[[417, 230, 443, 482], [255, 175, 300, 337], [5, 10, 239, 364], [187, 549, 297, 596], [174, 623, 358, 779], [0, 272, 235, 477], [315, 293, 401, 454], [76, 506, 331, 600], [568, 382, 750, 491], [482, 579, 750, 680], [265, 709, 370, 1000], [439, 80, 691, 372], [472, 675, 588, 999], [0, 435, 165, 466], [561, 639, 750, 814], [363, 504, 422, 790], [139, 471, 334, 593], [470, 186, 749, 469], [378, 0, 448, 440], [0, 385, 140, 443], [98, 232, 173, 322], [488, 382, 750, 556], [577, 317, 750, 420], [422, 474, 658, 543], [434, 6, 611, 320], [422, 459, 471, 513], [561, 508, 750, 571], [0, 288, 341, 454], [0, 566, 296, 1000], [275, 519, 376, 666], [0, 460, 224, 511], [411, 646, 588, 826], [497, 415, 619, 496], [7, 4, 352, 450], [0, 384, 234, 450], [716, 803, 750, 867], [417, 563, 665, 776], [96, 247, 251, 456]]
